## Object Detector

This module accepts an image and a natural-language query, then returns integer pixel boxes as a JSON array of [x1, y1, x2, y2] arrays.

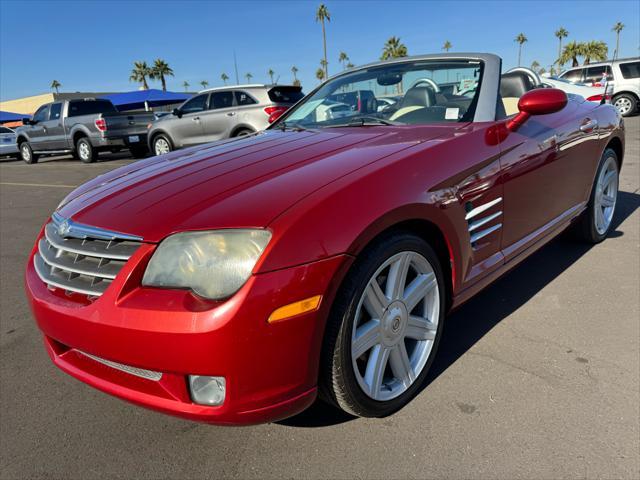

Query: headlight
[[142, 229, 271, 300]]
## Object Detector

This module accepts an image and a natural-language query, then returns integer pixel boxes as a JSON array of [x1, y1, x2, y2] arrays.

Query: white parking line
[[0, 182, 77, 188]]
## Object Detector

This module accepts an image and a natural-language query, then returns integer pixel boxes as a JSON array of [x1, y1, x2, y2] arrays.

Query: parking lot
[[0, 118, 638, 479]]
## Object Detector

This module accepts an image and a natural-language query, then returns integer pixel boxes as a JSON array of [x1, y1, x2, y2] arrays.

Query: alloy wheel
[[154, 138, 170, 155], [21, 144, 30, 162], [614, 97, 632, 116], [351, 251, 439, 401], [78, 142, 90, 160], [594, 155, 618, 235]]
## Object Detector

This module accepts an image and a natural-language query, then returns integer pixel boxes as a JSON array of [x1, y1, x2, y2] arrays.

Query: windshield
[[275, 59, 483, 129]]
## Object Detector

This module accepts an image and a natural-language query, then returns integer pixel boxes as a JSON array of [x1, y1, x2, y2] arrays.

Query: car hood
[[58, 127, 456, 242]]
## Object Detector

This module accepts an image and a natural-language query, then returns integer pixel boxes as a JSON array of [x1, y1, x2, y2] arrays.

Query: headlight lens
[[142, 229, 271, 300]]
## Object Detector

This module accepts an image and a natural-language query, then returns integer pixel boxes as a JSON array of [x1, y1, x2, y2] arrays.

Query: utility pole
[[233, 51, 240, 85]]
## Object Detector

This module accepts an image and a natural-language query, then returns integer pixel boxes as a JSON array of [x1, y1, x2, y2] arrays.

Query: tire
[[575, 148, 619, 243], [233, 128, 254, 137], [319, 232, 446, 418], [19, 142, 38, 164], [76, 137, 95, 163], [612, 93, 637, 117], [152, 134, 172, 156], [129, 145, 148, 159]]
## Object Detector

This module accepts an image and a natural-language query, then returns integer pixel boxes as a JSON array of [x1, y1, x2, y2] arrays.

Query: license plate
[[128, 135, 140, 143]]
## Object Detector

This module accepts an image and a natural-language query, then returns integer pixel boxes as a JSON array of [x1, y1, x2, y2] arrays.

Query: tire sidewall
[[76, 138, 94, 163], [584, 148, 619, 243], [330, 233, 446, 417], [153, 134, 172, 156], [613, 94, 637, 117], [20, 142, 36, 164]]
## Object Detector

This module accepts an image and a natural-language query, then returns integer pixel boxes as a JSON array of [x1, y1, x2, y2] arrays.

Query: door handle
[[192, 116, 200, 121], [579, 119, 598, 133], [226, 112, 236, 117]]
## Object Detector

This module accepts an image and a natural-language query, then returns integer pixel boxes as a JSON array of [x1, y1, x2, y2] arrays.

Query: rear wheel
[[575, 148, 619, 243], [19, 142, 38, 164], [152, 134, 172, 156], [612, 93, 637, 117], [320, 232, 445, 417], [233, 128, 254, 137], [76, 137, 95, 163]]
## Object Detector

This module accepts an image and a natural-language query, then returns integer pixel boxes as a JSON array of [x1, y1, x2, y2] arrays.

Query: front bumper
[[25, 239, 350, 425]]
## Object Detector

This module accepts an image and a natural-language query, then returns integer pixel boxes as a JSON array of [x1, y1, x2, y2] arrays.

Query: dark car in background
[[15, 99, 153, 164], [147, 84, 304, 155]]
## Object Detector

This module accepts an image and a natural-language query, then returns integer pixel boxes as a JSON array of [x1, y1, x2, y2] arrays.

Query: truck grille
[[33, 213, 142, 298]]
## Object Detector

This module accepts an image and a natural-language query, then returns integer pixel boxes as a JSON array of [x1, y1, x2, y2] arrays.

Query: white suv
[[559, 58, 640, 117]]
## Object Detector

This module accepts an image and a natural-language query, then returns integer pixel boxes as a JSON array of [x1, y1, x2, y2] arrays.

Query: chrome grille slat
[[77, 350, 163, 381], [34, 215, 141, 298]]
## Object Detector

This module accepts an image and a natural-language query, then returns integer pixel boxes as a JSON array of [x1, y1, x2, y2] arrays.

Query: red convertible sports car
[[25, 53, 624, 424]]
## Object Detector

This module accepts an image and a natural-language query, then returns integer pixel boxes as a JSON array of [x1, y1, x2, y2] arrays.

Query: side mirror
[[172, 108, 182, 118], [507, 88, 568, 131]]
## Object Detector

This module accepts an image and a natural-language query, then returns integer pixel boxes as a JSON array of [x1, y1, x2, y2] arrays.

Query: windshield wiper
[[326, 117, 400, 128], [278, 121, 306, 132]]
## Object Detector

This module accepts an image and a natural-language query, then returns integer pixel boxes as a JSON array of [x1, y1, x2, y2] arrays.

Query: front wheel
[[320, 232, 445, 417], [19, 142, 38, 164], [152, 134, 172, 156], [575, 148, 619, 243]]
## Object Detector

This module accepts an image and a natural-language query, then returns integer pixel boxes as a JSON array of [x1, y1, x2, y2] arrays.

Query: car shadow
[[279, 190, 640, 428]]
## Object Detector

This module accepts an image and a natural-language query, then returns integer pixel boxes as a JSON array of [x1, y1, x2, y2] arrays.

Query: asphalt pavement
[[1, 119, 638, 479]]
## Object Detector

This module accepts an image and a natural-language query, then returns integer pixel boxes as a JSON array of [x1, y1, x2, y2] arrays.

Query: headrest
[[500, 72, 535, 98]]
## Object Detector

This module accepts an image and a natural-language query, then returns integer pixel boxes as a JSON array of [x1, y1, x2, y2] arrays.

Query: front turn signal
[[268, 295, 322, 323]]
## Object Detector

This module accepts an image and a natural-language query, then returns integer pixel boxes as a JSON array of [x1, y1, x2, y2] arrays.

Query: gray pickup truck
[[15, 98, 153, 164]]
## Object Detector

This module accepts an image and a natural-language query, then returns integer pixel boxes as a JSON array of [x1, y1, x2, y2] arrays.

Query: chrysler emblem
[[58, 220, 71, 237]]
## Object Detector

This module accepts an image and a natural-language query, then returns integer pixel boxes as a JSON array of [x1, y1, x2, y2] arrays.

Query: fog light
[[189, 375, 226, 406]]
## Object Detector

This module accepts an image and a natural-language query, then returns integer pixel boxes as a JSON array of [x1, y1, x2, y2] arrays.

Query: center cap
[[381, 301, 408, 346]]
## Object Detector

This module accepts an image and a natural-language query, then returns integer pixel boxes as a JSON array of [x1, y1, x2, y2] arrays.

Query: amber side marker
[[268, 295, 323, 323]]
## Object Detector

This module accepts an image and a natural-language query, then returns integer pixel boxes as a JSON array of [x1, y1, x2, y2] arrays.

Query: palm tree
[[267, 69, 275, 84], [555, 27, 569, 66], [315, 67, 325, 83], [129, 61, 151, 89], [381, 36, 408, 60], [531, 60, 540, 72], [50, 80, 61, 94], [346, 62, 354, 68], [582, 41, 608, 65], [539, 67, 546, 75], [338, 51, 349, 69], [316, 4, 331, 78], [221, 73, 229, 85], [291, 65, 299, 82], [245, 72, 253, 83], [182, 80, 190, 92], [442, 40, 452, 52], [515, 33, 528, 66], [200, 80, 209, 89], [150, 58, 174, 91], [612, 22, 624, 59], [560, 41, 583, 67], [320, 59, 328, 74]]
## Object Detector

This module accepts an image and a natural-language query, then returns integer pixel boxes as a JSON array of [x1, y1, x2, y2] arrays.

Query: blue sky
[[1, 0, 638, 100]]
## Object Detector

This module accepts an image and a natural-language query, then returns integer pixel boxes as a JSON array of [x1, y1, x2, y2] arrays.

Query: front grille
[[77, 350, 163, 381], [34, 213, 142, 298]]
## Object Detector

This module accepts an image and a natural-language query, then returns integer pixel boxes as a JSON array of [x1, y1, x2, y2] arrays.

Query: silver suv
[[558, 57, 640, 117], [148, 84, 304, 155]]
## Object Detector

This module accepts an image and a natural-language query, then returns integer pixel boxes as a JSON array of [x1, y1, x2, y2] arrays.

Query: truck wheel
[[612, 93, 637, 117], [19, 142, 39, 164], [152, 134, 172, 156], [129, 145, 148, 159], [76, 137, 95, 163]]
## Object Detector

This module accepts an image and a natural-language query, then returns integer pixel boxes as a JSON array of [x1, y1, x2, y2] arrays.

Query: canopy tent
[[0, 111, 31, 123], [100, 89, 192, 111]]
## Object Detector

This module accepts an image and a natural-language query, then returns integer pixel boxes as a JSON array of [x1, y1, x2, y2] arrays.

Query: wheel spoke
[[601, 169, 616, 190], [364, 344, 390, 398], [403, 272, 436, 312], [363, 280, 388, 319], [601, 194, 615, 207], [596, 205, 605, 231], [389, 342, 415, 387], [352, 320, 381, 359], [386, 253, 411, 300], [405, 315, 436, 341]]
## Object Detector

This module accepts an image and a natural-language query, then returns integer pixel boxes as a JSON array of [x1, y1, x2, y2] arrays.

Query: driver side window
[[181, 94, 208, 114], [33, 105, 50, 123]]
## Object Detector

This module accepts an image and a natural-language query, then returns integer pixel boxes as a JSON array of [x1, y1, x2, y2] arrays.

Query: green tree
[[50, 79, 61, 94], [129, 61, 151, 89], [555, 27, 569, 66], [442, 40, 452, 52], [515, 33, 528, 66], [381, 36, 408, 60], [316, 4, 331, 78], [612, 22, 624, 59], [538, 67, 546, 75], [245, 72, 253, 83], [338, 51, 349, 69], [346, 62, 354, 68], [200, 80, 209, 89], [182, 80, 190, 92], [559, 41, 583, 67], [221, 73, 229, 85], [582, 41, 608, 65], [150, 58, 174, 91], [267, 69, 275, 84], [531, 60, 540, 72], [315, 67, 325, 83]]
